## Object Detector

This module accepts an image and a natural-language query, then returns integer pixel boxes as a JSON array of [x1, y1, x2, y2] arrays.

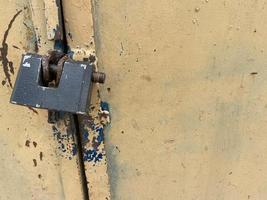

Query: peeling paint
[[81, 101, 110, 163], [52, 101, 110, 163], [52, 114, 78, 160]]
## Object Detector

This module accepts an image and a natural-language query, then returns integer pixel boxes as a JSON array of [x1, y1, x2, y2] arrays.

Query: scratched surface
[[0, 1, 84, 199], [94, 0, 267, 199]]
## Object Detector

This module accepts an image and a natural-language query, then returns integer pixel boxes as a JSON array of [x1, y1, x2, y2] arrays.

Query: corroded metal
[[55, 54, 68, 85], [92, 72, 106, 84]]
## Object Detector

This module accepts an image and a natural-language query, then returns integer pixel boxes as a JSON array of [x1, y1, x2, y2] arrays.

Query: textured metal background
[[2, 0, 267, 200]]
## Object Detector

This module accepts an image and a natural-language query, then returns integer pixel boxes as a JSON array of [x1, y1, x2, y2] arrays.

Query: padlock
[[10, 53, 105, 115]]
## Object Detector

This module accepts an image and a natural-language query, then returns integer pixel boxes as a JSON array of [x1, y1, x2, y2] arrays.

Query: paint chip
[[81, 64, 87, 69], [23, 62, 31, 68], [23, 55, 32, 62]]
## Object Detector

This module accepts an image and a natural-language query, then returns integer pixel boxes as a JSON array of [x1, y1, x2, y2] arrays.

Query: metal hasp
[[10, 53, 103, 114]]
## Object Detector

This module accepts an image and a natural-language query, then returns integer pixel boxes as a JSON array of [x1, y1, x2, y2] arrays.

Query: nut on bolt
[[92, 72, 106, 84]]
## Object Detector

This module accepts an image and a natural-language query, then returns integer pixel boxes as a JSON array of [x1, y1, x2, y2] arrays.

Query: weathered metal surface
[[94, 0, 267, 199], [63, 0, 111, 199], [0, 0, 84, 199], [4, 0, 267, 200], [28, 0, 54, 54], [44, 0, 61, 40]]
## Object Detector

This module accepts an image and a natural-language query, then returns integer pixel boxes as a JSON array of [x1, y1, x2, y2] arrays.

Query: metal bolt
[[92, 72, 106, 84]]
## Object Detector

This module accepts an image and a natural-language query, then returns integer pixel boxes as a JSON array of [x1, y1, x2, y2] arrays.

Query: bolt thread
[[92, 72, 106, 84]]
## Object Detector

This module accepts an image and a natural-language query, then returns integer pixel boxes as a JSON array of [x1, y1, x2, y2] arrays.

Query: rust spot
[[89, 54, 96, 63], [38, 174, 42, 179], [67, 32, 73, 41], [39, 152, 43, 161], [25, 140, 30, 147], [250, 72, 258, 75], [115, 146, 120, 153], [33, 159, 37, 167], [33, 141, 37, 148], [0, 10, 22, 87], [12, 45, 20, 50]]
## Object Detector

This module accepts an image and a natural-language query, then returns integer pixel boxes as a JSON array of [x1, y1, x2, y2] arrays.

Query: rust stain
[[33, 159, 37, 167], [25, 140, 30, 147], [250, 72, 258, 75], [12, 45, 20, 50], [39, 152, 43, 161], [0, 10, 22, 87], [33, 141, 37, 148]]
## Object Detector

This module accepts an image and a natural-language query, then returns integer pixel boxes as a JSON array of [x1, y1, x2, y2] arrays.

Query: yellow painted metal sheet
[[0, 1, 84, 199], [94, 0, 267, 199]]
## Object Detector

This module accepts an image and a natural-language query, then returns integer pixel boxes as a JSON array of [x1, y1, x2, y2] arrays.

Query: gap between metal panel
[[58, 0, 90, 199]]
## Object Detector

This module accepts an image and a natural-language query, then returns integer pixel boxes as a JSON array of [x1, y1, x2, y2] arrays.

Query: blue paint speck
[[96, 128, 104, 143], [83, 149, 104, 162], [82, 131, 89, 144], [101, 101, 110, 111], [72, 144, 78, 156]]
